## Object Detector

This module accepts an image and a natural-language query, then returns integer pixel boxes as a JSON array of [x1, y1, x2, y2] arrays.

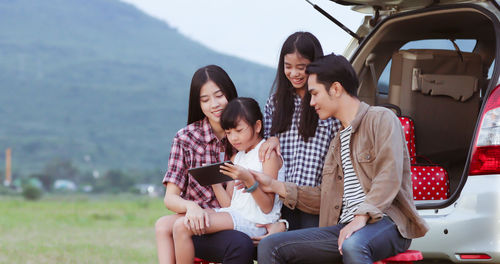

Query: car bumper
[[411, 174, 500, 263]]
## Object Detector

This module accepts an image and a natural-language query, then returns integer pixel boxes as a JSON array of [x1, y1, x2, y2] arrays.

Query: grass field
[[0, 194, 169, 264]]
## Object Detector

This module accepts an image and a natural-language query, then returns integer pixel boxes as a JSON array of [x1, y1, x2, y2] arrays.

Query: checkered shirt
[[163, 118, 228, 209], [264, 95, 341, 187]]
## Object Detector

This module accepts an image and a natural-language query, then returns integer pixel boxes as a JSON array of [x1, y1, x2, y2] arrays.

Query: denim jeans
[[281, 206, 320, 230], [193, 230, 254, 264], [258, 216, 411, 264]]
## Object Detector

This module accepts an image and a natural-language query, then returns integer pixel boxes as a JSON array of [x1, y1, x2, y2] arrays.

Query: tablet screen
[[188, 161, 234, 186]]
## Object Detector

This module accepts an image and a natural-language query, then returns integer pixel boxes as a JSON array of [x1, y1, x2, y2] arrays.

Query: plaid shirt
[[163, 118, 228, 209], [264, 94, 341, 187]]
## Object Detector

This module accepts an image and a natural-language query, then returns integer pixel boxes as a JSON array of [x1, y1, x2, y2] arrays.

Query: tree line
[[1, 158, 165, 198]]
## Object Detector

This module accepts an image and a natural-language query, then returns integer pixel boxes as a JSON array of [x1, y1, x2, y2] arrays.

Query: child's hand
[[220, 163, 253, 183], [234, 180, 246, 190]]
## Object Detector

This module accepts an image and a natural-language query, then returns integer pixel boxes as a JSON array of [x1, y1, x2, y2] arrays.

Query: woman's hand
[[184, 202, 210, 236], [251, 221, 286, 245], [220, 163, 253, 184], [258, 137, 280, 162]]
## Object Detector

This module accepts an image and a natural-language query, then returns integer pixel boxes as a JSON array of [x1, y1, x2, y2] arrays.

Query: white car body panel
[[411, 175, 500, 262]]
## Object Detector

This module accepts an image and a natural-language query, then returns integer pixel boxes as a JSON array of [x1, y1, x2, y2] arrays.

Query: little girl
[[172, 97, 284, 264]]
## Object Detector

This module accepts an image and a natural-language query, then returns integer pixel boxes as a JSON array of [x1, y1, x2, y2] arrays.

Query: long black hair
[[187, 65, 238, 125], [270, 32, 324, 141], [221, 97, 264, 139]]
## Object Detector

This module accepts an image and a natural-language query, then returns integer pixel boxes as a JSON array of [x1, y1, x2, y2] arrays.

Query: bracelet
[[278, 219, 289, 231], [244, 181, 259, 193]]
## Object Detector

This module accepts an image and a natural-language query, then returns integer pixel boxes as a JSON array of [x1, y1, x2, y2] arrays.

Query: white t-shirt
[[218, 139, 285, 224]]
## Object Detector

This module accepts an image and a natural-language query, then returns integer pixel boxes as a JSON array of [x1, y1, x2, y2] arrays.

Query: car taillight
[[469, 84, 500, 175], [458, 254, 492, 260]]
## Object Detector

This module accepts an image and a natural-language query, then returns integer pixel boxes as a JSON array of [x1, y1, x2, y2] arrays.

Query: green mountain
[[0, 0, 275, 175]]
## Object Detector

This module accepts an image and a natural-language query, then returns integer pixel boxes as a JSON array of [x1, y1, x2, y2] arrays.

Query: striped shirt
[[264, 94, 341, 187], [339, 125, 366, 224]]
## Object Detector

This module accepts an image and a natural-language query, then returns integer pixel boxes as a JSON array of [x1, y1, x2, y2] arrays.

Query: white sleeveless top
[[219, 139, 285, 224]]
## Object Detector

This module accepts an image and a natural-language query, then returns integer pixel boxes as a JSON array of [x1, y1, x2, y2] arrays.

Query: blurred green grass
[[0, 194, 170, 264]]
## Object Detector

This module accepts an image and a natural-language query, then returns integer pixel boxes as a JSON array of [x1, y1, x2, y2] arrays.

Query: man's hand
[[338, 215, 369, 255], [184, 202, 209, 235], [258, 136, 281, 162], [248, 170, 274, 193], [251, 221, 286, 245]]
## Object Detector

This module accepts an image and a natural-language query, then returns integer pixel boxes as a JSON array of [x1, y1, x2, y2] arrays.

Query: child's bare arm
[[220, 151, 281, 214], [245, 150, 280, 213], [226, 181, 235, 198], [212, 157, 236, 207], [260, 150, 282, 204], [226, 155, 236, 198], [212, 183, 231, 207]]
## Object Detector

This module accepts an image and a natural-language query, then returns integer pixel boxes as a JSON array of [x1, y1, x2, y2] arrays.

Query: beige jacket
[[281, 102, 429, 239]]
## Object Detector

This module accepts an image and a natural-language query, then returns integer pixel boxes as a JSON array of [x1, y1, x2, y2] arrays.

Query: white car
[[313, 0, 500, 262]]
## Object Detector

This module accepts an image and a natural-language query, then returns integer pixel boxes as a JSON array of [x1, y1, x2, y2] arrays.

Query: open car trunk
[[349, 3, 497, 208], [330, 0, 481, 12]]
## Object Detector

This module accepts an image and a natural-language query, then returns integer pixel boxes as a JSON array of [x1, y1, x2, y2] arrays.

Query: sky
[[120, 0, 366, 67]]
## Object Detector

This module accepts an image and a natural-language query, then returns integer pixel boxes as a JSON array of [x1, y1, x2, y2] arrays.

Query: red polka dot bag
[[411, 157, 450, 200]]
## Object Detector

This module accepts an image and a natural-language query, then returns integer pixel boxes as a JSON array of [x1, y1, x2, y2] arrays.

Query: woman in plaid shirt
[[259, 32, 342, 230], [155, 65, 254, 264]]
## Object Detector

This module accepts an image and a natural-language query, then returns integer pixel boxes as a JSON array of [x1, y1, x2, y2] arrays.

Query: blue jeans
[[193, 230, 254, 264], [281, 206, 320, 230], [258, 216, 411, 264]]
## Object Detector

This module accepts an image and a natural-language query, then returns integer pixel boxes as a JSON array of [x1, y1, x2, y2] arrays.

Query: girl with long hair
[[155, 65, 254, 264], [259, 32, 341, 230]]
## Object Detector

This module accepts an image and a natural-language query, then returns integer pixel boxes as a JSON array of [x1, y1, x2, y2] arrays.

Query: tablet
[[188, 161, 234, 186]]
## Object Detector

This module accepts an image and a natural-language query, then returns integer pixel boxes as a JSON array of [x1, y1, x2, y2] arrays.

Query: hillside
[[0, 0, 275, 174]]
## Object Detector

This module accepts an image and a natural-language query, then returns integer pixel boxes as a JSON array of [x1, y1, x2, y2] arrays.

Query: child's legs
[[221, 209, 267, 237], [173, 212, 234, 264], [155, 214, 183, 264]]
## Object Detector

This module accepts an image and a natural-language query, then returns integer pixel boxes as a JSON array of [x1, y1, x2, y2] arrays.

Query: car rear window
[[377, 39, 478, 95]]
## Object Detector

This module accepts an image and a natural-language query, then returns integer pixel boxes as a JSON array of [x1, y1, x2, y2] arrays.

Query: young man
[[252, 54, 429, 264]]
